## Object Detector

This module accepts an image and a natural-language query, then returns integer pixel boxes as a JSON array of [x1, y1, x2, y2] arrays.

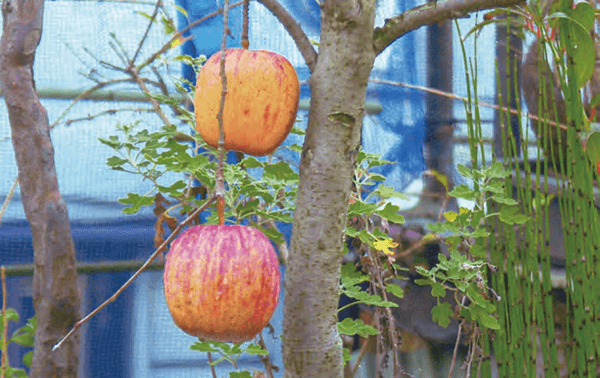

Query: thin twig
[[348, 335, 372, 378], [242, 0, 250, 49], [127, 66, 171, 126], [129, 0, 162, 70], [52, 195, 216, 351], [369, 78, 568, 131], [0, 177, 18, 226], [64, 108, 154, 127], [1, 266, 7, 378], [257, 333, 275, 378], [207, 351, 217, 378], [136, 1, 245, 72], [215, 0, 230, 225], [50, 78, 142, 129], [448, 296, 467, 378]]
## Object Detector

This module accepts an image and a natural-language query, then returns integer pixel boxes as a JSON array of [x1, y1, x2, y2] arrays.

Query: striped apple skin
[[163, 225, 281, 343], [194, 48, 300, 156]]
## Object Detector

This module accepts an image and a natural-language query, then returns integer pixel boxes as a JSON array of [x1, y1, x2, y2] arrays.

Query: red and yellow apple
[[163, 225, 281, 343], [194, 48, 300, 156]]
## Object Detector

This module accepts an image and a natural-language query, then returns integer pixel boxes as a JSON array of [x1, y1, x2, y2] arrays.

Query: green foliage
[[417, 162, 527, 331], [190, 339, 268, 377], [1, 309, 36, 378]]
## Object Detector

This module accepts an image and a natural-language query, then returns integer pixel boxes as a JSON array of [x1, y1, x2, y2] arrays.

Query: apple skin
[[163, 225, 281, 343], [194, 48, 300, 156]]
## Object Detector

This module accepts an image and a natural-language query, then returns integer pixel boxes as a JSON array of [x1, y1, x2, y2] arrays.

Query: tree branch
[[254, 0, 317, 73], [373, 0, 526, 56]]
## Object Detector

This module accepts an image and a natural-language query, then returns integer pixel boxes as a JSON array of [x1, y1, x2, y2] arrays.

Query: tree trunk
[[282, 1, 376, 376], [1, 0, 81, 377]]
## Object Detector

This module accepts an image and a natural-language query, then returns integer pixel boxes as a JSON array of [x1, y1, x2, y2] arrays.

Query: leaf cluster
[[418, 162, 528, 331], [190, 339, 268, 377], [1, 310, 36, 378]]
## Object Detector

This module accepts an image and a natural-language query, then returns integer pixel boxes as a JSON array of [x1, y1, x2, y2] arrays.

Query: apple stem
[[242, 0, 249, 50], [215, 0, 231, 226]]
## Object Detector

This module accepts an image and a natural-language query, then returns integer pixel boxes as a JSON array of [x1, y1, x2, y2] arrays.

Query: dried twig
[[0, 177, 17, 226], [52, 195, 216, 351]]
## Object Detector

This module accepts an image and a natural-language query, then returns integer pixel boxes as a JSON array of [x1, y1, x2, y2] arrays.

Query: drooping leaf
[[432, 302, 453, 328]]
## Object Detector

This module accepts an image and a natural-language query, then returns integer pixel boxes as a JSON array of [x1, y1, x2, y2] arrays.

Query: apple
[[163, 225, 281, 343]]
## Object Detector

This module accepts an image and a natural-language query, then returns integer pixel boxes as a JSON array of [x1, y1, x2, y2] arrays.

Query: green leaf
[[337, 318, 378, 338], [174, 4, 188, 18], [348, 201, 379, 217], [341, 262, 362, 279], [583, 132, 600, 166], [482, 180, 504, 194], [157, 180, 187, 197], [106, 156, 128, 168], [469, 304, 500, 330], [431, 282, 446, 297], [431, 302, 453, 328], [263, 161, 298, 181], [244, 344, 269, 355], [22, 351, 33, 368], [118, 193, 155, 214], [342, 347, 353, 364], [369, 173, 386, 182], [551, 11, 595, 88], [456, 164, 472, 179], [468, 228, 490, 238], [9, 334, 33, 347], [376, 202, 404, 224], [413, 278, 431, 286], [4, 308, 19, 322], [385, 283, 404, 298], [345, 226, 358, 238], [499, 205, 529, 224], [190, 341, 219, 353], [229, 371, 252, 378], [361, 294, 398, 308], [491, 195, 518, 205], [486, 161, 509, 179], [448, 185, 478, 201], [290, 125, 306, 135], [375, 185, 407, 200], [240, 156, 264, 169], [259, 227, 285, 245]]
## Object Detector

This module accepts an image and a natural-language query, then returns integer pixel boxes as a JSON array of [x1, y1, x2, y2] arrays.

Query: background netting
[[0, 1, 534, 376]]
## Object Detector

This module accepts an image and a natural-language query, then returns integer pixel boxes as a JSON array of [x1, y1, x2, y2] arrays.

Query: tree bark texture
[[282, 1, 376, 377], [1, 0, 81, 376]]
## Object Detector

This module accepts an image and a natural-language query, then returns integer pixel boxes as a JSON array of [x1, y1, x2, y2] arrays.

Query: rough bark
[[1, 0, 81, 376], [282, 1, 376, 377]]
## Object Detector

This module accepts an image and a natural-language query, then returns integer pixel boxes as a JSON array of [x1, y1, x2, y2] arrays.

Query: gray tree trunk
[[282, 1, 377, 376], [1, 0, 81, 376]]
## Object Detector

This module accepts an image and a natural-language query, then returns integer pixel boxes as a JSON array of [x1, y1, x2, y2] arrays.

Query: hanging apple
[[194, 48, 300, 156], [163, 225, 281, 343]]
